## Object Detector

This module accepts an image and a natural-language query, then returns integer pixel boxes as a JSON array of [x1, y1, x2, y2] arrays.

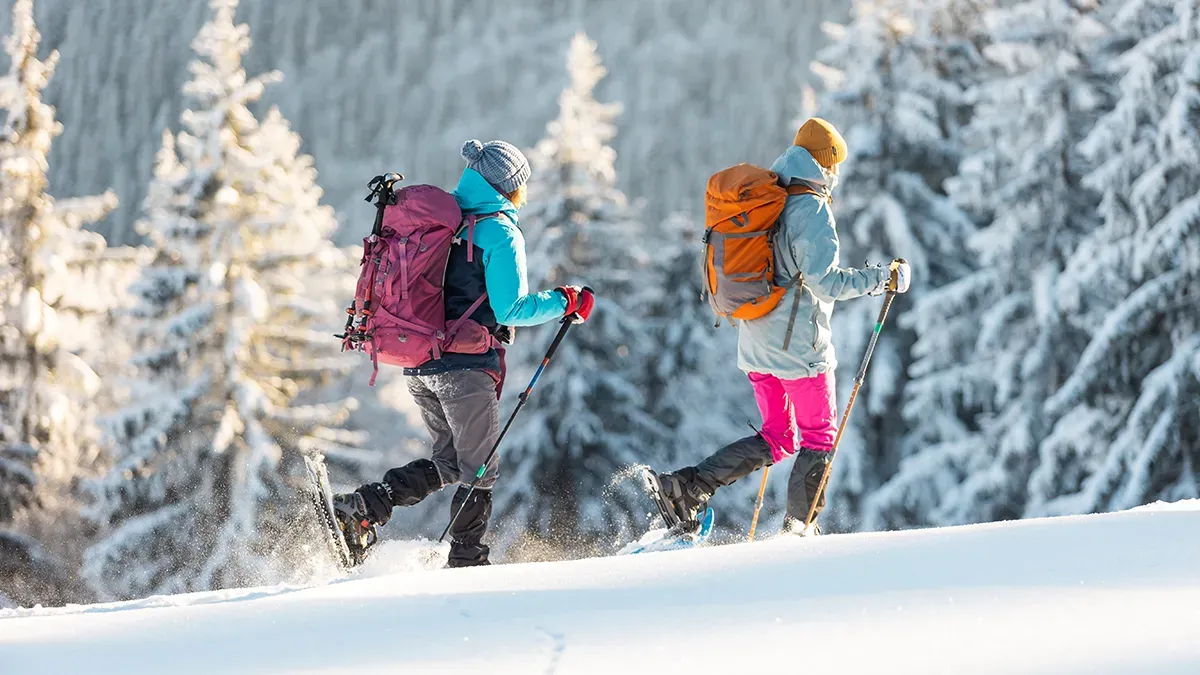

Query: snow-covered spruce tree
[[0, 0, 116, 606], [83, 0, 361, 600], [866, 0, 1110, 528], [495, 32, 663, 558], [803, 0, 979, 532], [1034, 0, 1200, 516]]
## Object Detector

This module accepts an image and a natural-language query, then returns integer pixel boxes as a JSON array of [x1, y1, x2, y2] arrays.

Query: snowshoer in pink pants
[[652, 119, 911, 536]]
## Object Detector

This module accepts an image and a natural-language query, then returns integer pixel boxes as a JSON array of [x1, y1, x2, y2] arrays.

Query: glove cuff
[[557, 286, 580, 315]]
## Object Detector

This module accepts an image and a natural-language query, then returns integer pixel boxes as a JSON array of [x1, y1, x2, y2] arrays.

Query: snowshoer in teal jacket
[[398, 165, 570, 378], [333, 140, 595, 569]]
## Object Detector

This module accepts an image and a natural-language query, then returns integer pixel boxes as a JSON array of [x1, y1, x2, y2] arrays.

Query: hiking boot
[[334, 458, 443, 529], [786, 448, 831, 525], [447, 540, 491, 569], [657, 468, 713, 528], [446, 486, 492, 568], [781, 516, 821, 537], [331, 489, 384, 561]]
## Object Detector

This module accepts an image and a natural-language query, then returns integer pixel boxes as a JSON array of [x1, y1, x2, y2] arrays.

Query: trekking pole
[[438, 314, 579, 543], [802, 290, 898, 531], [747, 468, 770, 540]]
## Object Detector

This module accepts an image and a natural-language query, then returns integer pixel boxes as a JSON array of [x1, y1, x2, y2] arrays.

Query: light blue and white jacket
[[736, 147, 890, 379]]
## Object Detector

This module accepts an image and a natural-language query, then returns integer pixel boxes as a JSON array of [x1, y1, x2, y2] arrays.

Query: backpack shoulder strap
[[460, 211, 504, 263], [785, 183, 827, 199], [774, 187, 813, 350], [780, 273, 807, 352]]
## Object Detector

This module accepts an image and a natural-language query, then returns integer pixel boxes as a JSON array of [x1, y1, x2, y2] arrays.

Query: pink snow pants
[[748, 371, 837, 463]]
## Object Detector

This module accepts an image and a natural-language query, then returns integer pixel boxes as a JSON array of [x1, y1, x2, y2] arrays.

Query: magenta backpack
[[338, 174, 498, 385]]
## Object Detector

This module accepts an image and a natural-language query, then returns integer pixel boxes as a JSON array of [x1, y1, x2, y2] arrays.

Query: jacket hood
[[452, 168, 519, 221], [770, 146, 835, 191]]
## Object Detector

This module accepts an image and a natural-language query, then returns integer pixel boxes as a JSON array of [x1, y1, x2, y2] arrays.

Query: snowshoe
[[304, 454, 378, 570], [643, 465, 684, 530], [618, 466, 715, 555], [620, 505, 714, 555]]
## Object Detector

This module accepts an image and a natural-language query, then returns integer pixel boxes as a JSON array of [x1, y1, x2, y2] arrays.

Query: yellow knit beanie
[[793, 118, 847, 172]]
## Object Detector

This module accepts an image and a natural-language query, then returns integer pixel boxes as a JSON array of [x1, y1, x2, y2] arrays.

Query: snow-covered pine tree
[[868, 0, 1110, 528], [1035, 0, 1200, 515], [803, 0, 979, 532], [495, 32, 663, 558], [0, 0, 117, 605], [83, 0, 361, 600]]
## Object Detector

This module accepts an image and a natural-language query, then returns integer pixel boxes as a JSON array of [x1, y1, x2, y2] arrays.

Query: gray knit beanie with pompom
[[461, 139, 531, 195]]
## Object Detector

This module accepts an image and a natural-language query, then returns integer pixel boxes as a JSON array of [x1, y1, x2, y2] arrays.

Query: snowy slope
[[4, 502, 1200, 675]]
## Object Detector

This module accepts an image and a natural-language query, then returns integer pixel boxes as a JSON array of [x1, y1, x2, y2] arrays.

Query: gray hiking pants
[[693, 435, 830, 523], [408, 370, 501, 489]]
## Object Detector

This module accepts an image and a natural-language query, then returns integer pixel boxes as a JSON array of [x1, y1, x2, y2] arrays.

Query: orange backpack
[[702, 164, 823, 326]]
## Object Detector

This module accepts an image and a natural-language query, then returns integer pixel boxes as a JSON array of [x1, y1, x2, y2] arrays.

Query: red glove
[[557, 285, 595, 324]]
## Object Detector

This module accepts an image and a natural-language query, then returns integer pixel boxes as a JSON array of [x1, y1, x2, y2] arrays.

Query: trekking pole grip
[[563, 285, 595, 326]]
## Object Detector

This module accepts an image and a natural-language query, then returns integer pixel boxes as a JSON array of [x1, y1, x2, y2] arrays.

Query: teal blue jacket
[[403, 168, 566, 377], [452, 168, 567, 326]]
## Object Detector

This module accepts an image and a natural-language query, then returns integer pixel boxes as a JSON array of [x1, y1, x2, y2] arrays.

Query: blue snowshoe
[[619, 466, 715, 555]]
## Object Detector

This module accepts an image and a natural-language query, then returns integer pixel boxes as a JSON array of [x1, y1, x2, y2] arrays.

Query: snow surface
[[4, 502, 1200, 674]]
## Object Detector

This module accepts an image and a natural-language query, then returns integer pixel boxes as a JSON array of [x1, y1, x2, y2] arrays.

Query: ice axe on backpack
[[364, 172, 404, 238], [335, 173, 405, 347], [366, 172, 404, 202], [439, 291, 591, 544]]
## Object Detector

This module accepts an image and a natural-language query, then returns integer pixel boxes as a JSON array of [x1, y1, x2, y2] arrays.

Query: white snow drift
[[3, 500, 1200, 675]]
